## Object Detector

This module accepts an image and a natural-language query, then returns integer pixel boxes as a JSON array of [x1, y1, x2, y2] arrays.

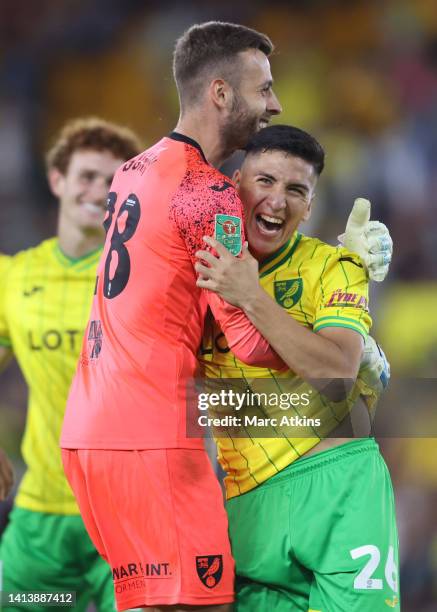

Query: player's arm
[[239, 298, 363, 379], [196, 238, 367, 379], [170, 184, 285, 369], [0, 255, 15, 500], [201, 243, 361, 379], [0, 345, 13, 372], [0, 255, 13, 372], [206, 292, 284, 369], [0, 448, 14, 501]]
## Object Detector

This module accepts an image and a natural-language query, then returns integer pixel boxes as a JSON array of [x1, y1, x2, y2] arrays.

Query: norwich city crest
[[274, 279, 303, 309], [196, 555, 223, 588], [214, 214, 242, 256]]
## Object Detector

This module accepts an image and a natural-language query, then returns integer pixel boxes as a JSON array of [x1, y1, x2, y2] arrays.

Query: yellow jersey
[[199, 232, 372, 499], [0, 238, 101, 513]]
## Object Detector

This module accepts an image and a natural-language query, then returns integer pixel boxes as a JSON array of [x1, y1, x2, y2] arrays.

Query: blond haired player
[[0, 118, 141, 611]]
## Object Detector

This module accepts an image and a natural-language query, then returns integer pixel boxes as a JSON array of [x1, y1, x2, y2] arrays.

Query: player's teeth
[[260, 214, 283, 225], [83, 202, 102, 212]]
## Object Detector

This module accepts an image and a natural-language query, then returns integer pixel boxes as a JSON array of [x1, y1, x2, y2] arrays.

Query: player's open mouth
[[256, 213, 284, 235], [259, 119, 270, 129]]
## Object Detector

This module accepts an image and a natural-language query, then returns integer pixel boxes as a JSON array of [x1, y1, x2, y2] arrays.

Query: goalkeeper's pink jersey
[[61, 133, 282, 450]]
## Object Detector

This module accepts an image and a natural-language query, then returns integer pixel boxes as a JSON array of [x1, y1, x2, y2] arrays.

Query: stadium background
[[0, 0, 436, 609]]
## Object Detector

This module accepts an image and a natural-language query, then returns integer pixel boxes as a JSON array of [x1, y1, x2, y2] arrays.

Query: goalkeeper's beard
[[220, 91, 261, 154]]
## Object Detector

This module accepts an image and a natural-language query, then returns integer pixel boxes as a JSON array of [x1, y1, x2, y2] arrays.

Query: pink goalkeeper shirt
[[61, 133, 283, 450]]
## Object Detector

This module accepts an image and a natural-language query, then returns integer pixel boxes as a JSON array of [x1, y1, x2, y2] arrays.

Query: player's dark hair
[[173, 21, 273, 111], [244, 124, 325, 175], [46, 117, 143, 174]]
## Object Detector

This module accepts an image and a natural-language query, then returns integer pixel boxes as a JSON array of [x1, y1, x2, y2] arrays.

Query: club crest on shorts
[[196, 555, 223, 588], [274, 279, 303, 308], [214, 214, 242, 255], [385, 595, 399, 608]]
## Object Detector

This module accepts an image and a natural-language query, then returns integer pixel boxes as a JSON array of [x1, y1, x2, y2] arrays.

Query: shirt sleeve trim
[[315, 314, 368, 327], [313, 321, 368, 340]]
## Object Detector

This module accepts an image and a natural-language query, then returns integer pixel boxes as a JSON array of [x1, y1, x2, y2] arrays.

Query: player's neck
[[174, 117, 230, 168], [57, 218, 103, 259]]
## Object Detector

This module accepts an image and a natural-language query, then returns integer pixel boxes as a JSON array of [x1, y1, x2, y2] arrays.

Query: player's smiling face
[[221, 49, 282, 150], [49, 149, 123, 236], [234, 150, 317, 260]]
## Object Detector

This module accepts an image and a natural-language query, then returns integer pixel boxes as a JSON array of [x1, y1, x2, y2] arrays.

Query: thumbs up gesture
[[338, 198, 393, 282]]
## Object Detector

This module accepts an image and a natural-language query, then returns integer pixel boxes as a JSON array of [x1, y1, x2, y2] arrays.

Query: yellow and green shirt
[[199, 232, 372, 499], [0, 238, 101, 514]]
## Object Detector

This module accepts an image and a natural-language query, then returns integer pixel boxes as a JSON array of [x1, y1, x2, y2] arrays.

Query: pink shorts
[[62, 448, 234, 610]]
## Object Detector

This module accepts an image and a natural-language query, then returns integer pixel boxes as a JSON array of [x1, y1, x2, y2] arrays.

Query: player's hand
[[359, 335, 390, 396], [195, 236, 260, 308], [338, 198, 393, 282], [0, 448, 14, 501]]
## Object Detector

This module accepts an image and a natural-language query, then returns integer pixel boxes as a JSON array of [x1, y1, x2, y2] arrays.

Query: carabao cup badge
[[214, 214, 242, 256]]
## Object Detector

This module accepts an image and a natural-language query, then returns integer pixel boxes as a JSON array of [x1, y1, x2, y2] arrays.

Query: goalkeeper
[[197, 125, 398, 612]]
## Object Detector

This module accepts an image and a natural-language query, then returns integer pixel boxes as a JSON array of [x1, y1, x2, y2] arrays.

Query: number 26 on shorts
[[350, 544, 398, 593]]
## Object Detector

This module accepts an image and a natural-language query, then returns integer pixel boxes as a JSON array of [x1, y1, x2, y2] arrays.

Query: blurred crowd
[[0, 0, 436, 609]]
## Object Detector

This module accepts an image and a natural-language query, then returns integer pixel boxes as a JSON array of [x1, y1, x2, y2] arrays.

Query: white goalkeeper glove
[[360, 335, 390, 390], [338, 198, 393, 282], [357, 335, 390, 413]]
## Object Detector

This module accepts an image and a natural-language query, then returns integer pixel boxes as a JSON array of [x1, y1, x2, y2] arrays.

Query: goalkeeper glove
[[338, 198, 393, 282], [357, 335, 390, 413]]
